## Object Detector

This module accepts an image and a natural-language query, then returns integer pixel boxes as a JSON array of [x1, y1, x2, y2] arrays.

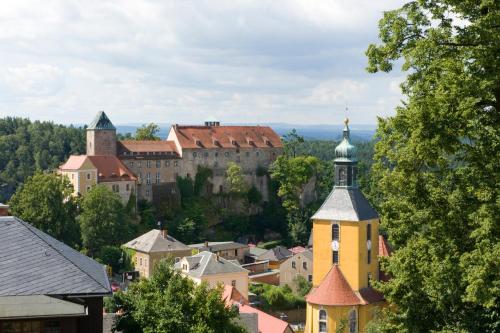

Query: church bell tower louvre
[[304, 119, 387, 333]]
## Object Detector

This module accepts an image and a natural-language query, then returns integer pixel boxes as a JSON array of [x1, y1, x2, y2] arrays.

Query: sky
[[0, 0, 406, 126]]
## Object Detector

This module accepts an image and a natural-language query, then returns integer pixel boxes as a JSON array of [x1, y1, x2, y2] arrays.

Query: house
[[223, 285, 294, 333], [245, 244, 268, 263], [188, 241, 249, 263], [61, 111, 284, 202], [122, 228, 192, 278], [305, 119, 387, 333], [0, 216, 111, 332], [257, 246, 293, 269], [175, 251, 250, 299], [279, 249, 313, 289]]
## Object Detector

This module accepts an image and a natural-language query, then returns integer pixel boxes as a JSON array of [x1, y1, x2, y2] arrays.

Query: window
[[86, 185, 91, 192], [308, 274, 313, 282], [182, 264, 187, 270], [367, 224, 371, 241], [349, 309, 357, 333], [174, 161, 179, 167], [71, 173, 74, 179], [234, 249, 238, 256], [231, 280, 236, 287], [292, 261, 296, 269], [224, 151, 230, 157], [138, 172, 142, 180], [146, 172, 151, 184], [146, 160, 152, 168], [156, 160, 161, 168], [246, 151, 250, 157], [303, 261, 307, 270], [86, 173, 91, 180], [204, 152, 209, 158], [156, 172, 161, 184], [130, 161, 134, 167], [215, 152, 219, 157], [126, 184, 130, 191], [256, 151, 260, 157], [112, 184, 119, 193], [193, 152, 197, 157], [332, 224, 340, 241], [333, 251, 339, 265], [140, 258, 143, 266], [146, 190, 150, 197], [138, 161, 142, 168], [175, 257, 181, 263], [319, 309, 327, 332], [367, 248, 371, 264], [165, 160, 170, 167]]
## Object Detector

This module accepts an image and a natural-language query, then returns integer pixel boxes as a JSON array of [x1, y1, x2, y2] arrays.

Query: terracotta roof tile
[[378, 235, 392, 257], [306, 265, 362, 306], [59, 155, 90, 170], [172, 125, 283, 149], [117, 140, 179, 154], [87, 155, 137, 182], [222, 285, 248, 306], [238, 304, 291, 333]]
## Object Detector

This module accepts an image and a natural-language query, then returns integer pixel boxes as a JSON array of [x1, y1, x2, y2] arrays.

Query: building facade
[[61, 112, 283, 202], [305, 119, 386, 333], [279, 249, 313, 289]]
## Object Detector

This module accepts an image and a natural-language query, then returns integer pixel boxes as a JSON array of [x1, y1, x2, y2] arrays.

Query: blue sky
[[0, 0, 406, 125]]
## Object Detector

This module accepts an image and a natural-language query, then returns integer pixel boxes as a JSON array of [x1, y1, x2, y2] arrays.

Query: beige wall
[[133, 249, 192, 278], [280, 253, 313, 288], [60, 158, 98, 197], [86, 129, 116, 156], [100, 180, 136, 204], [189, 271, 249, 300]]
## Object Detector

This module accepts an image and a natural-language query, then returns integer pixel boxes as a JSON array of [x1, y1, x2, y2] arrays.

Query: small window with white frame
[[319, 309, 327, 332]]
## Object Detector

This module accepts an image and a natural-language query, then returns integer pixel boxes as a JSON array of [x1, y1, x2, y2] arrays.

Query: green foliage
[[9, 172, 80, 247], [177, 176, 195, 200], [246, 186, 262, 204], [366, 1, 500, 331], [255, 165, 267, 177], [0, 117, 85, 201], [293, 275, 312, 297], [134, 123, 161, 141], [78, 185, 130, 257], [226, 162, 248, 194], [194, 166, 213, 196], [104, 296, 118, 313], [113, 260, 246, 333], [97, 245, 123, 273], [283, 129, 305, 158], [249, 283, 305, 311]]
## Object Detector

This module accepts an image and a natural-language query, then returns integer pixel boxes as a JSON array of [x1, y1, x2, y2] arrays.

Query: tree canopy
[[135, 123, 161, 141], [113, 260, 246, 333], [367, 0, 499, 331]]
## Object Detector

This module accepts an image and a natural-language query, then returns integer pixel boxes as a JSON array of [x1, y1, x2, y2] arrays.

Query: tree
[[8, 172, 80, 247], [135, 123, 161, 140], [366, 1, 499, 332], [78, 185, 128, 256], [97, 245, 123, 274], [113, 260, 246, 333], [294, 275, 312, 297], [226, 162, 248, 195], [283, 129, 305, 158]]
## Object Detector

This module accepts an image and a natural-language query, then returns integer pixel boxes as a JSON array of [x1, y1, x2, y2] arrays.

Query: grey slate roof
[[175, 251, 248, 278], [123, 229, 190, 253], [257, 246, 292, 262], [311, 187, 379, 221], [0, 217, 111, 296], [87, 111, 116, 130], [188, 241, 248, 252], [247, 246, 267, 257]]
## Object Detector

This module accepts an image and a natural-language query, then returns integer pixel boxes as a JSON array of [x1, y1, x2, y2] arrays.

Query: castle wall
[[87, 129, 117, 156]]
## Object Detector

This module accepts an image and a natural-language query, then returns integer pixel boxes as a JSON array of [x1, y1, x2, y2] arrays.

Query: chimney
[[204, 240, 209, 248], [0, 203, 9, 216], [161, 229, 167, 239]]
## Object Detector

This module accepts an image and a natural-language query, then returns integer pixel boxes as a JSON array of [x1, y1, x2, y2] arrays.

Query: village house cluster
[[60, 111, 283, 203]]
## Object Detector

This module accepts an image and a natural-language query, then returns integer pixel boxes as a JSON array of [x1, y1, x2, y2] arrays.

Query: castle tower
[[305, 119, 385, 333], [86, 111, 117, 156]]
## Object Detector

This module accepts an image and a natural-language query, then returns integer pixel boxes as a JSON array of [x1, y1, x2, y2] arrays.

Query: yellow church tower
[[305, 119, 387, 333]]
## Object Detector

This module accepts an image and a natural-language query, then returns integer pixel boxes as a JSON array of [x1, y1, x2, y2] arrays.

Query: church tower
[[86, 111, 117, 156], [305, 119, 385, 333]]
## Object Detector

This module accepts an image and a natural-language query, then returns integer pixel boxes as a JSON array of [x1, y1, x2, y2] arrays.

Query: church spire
[[334, 118, 358, 188]]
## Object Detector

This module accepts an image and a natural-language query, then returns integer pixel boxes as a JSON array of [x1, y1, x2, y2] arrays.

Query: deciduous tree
[[134, 123, 161, 140]]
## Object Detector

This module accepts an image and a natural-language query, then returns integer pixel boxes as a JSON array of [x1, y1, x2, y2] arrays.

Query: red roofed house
[[305, 120, 389, 333], [61, 111, 283, 202]]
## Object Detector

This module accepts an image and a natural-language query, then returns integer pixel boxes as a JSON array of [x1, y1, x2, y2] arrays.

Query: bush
[[249, 283, 305, 311], [247, 186, 262, 204], [97, 245, 123, 273], [104, 296, 118, 313]]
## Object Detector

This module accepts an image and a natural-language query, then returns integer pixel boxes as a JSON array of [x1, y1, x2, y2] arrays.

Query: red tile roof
[[306, 265, 362, 306], [358, 287, 385, 304], [238, 304, 291, 333], [288, 246, 306, 255], [172, 125, 283, 149], [222, 285, 248, 307], [379, 235, 392, 257], [87, 155, 137, 182], [117, 140, 178, 154], [60, 155, 89, 170]]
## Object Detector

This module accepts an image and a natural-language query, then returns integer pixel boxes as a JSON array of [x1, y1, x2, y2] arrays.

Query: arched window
[[332, 224, 340, 265], [319, 309, 327, 332], [349, 309, 357, 333]]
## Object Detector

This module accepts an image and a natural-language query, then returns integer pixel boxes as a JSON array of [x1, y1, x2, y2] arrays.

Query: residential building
[[61, 111, 284, 203], [188, 241, 249, 263], [305, 119, 387, 333], [257, 246, 293, 269], [245, 244, 268, 263], [175, 251, 250, 299], [0, 216, 111, 332], [280, 249, 313, 288], [123, 228, 192, 278]]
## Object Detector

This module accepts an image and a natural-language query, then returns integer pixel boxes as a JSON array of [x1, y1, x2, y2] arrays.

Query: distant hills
[[114, 123, 377, 141]]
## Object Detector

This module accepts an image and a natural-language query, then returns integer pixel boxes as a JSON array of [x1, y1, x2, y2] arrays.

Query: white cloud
[[0, 0, 406, 125]]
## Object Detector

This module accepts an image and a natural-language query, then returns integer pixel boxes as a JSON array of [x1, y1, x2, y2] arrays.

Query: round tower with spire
[[86, 111, 117, 156]]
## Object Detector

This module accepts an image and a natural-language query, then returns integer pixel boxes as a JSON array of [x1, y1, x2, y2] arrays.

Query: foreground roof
[[311, 187, 378, 221], [306, 265, 361, 306], [0, 217, 111, 296], [171, 124, 283, 149], [87, 155, 137, 182], [176, 251, 248, 278], [87, 111, 115, 130], [0, 295, 86, 319], [123, 229, 190, 253]]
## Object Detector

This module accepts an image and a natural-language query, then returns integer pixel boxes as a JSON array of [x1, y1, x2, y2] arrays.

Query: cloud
[[0, 0, 406, 125]]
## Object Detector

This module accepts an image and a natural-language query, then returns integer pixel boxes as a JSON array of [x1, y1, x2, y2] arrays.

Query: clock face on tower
[[331, 240, 339, 251]]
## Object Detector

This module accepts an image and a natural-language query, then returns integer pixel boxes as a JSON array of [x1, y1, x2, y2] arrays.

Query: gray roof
[[188, 241, 248, 252], [175, 251, 248, 278], [123, 229, 190, 253], [311, 187, 378, 221], [247, 246, 267, 257], [0, 295, 86, 319], [87, 111, 116, 130], [257, 246, 292, 262], [0, 217, 111, 296]]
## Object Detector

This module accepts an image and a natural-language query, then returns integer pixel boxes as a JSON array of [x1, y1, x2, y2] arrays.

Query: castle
[[60, 111, 283, 203]]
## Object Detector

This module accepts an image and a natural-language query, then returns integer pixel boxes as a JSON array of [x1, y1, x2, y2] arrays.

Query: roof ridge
[[16, 217, 109, 292]]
